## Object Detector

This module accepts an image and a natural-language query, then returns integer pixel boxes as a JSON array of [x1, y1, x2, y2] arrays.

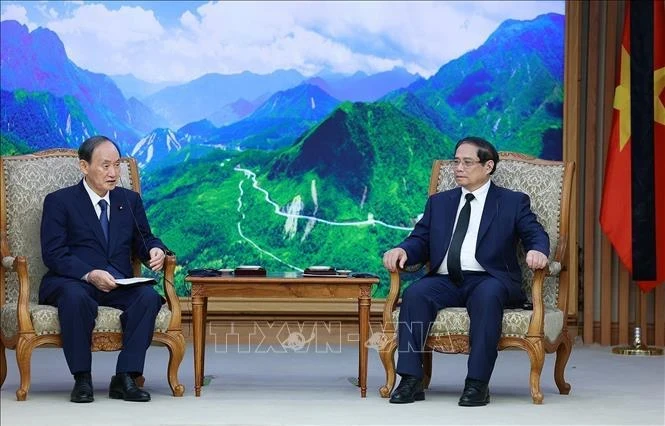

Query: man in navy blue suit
[[39, 135, 168, 403], [382, 137, 549, 406]]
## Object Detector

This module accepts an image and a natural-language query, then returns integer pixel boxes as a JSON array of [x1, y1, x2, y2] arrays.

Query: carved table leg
[[192, 293, 205, 397], [358, 284, 371, 398]]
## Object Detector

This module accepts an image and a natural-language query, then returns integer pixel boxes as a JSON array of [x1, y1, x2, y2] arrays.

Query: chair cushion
[[392, 306, 564, 342], [1, 303, 173, 339]]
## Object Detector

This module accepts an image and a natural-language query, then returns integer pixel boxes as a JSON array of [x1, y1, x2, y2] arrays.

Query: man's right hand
[[86, 269, 118, 292], [382, 247, 408, 272]]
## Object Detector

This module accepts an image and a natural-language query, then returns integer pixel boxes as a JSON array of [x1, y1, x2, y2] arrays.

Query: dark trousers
[[40, 280, 162, 375], [396, 272, 519, 383]]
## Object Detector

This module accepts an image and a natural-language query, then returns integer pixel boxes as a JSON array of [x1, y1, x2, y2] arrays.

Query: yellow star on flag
[[655, 66, 665, 126], [614, 46, 632, 150]]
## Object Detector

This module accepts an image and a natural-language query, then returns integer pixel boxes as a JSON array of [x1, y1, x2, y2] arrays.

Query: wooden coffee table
[[185, 273, 379, 397]]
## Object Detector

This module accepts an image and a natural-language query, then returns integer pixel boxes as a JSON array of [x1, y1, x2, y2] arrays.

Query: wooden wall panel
[[602, 2, 629, 347], [600, 2, 617, 347], [618, 267, 630, 344], [563, 0, 582, 320], [655, 286, 664, 346], [580, 0, 597, 344], [640, 292, 649, 338]]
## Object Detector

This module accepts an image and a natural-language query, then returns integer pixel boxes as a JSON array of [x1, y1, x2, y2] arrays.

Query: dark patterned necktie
[[447, 193, 475, 283], [98, 199, 109, 243]]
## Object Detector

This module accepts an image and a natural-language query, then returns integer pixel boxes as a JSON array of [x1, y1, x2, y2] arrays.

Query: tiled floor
[[1, 343, 664, 425]]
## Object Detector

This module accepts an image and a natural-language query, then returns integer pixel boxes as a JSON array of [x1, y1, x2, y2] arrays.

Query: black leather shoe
[[389, 374, 425, 404], [71, 372, 94, 403], [109, 373, 151, 402], [458, 378, 490, 406]]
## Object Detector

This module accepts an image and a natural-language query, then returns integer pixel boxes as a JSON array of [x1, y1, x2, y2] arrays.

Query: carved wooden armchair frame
[[0, 149, 185, 400], [378, 152, 575, 404]]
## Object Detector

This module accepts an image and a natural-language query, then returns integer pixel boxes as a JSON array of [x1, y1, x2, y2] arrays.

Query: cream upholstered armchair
[[378, 153, 575, 404], [0, 149, 185, 400]]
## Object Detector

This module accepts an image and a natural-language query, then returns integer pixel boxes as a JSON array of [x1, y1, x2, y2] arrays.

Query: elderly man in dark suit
[[39, 135, 168, 403], [382, 136, 549, 406]]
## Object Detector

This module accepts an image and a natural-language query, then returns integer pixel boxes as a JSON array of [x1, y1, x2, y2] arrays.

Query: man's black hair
[[454, 136, 499, 175]]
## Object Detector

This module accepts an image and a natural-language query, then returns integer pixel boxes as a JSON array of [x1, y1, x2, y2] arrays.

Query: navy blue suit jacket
[[40, 180, 166, 301], [399, 182, 549, 301]]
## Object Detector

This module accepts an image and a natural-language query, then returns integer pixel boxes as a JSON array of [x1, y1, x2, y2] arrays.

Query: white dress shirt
[[437, 179, 491, 275], [82, 177, 110, 221]]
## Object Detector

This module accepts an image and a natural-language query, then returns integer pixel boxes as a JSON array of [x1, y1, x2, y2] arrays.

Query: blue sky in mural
[[1, 1, 564, 83]]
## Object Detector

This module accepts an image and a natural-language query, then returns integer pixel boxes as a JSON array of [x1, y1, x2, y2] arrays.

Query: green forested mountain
[[269, 101, 456, 223], [143, 101, 456, 296], [0, 132, 32, 155], [1, 89, 95, 152], [387, 13, 564, 159]]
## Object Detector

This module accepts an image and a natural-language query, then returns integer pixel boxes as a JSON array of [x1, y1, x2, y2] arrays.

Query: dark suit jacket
[[399, 181, 549, 301], [40, 180, 166, 300]]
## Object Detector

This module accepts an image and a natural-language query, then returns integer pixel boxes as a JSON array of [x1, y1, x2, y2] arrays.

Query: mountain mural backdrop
[[0, 13, 564, 296]]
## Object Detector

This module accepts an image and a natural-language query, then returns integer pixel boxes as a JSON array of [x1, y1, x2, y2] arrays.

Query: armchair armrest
[[526, 266, 547, 339], [3, 255, 36, 334], [160, 255, 181, 331], [382, 270, 402, 332], [548, 234, 570, 314], [381, 261, 427, 330], [547, 233, 567, 277]]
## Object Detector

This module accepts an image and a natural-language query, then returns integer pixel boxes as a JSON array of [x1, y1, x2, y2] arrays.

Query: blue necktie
[[98, 199, 109, 243], [447, 193, 475, 284]]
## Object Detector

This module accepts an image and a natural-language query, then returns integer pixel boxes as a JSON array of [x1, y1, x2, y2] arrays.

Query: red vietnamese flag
[[600, 0, 665, 292]]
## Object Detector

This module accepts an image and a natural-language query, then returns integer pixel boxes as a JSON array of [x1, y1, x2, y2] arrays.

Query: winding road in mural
[[234, 166, 413, 270], [235, 166, 414, 230]]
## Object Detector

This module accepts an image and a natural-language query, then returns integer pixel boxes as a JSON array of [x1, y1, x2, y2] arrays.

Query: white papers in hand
[[115, 277, 155, 285]]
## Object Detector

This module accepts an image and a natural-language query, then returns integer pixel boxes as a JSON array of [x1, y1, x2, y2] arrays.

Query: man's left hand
[[526, 250, 548, 270], [148, 247, 165, 271]]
